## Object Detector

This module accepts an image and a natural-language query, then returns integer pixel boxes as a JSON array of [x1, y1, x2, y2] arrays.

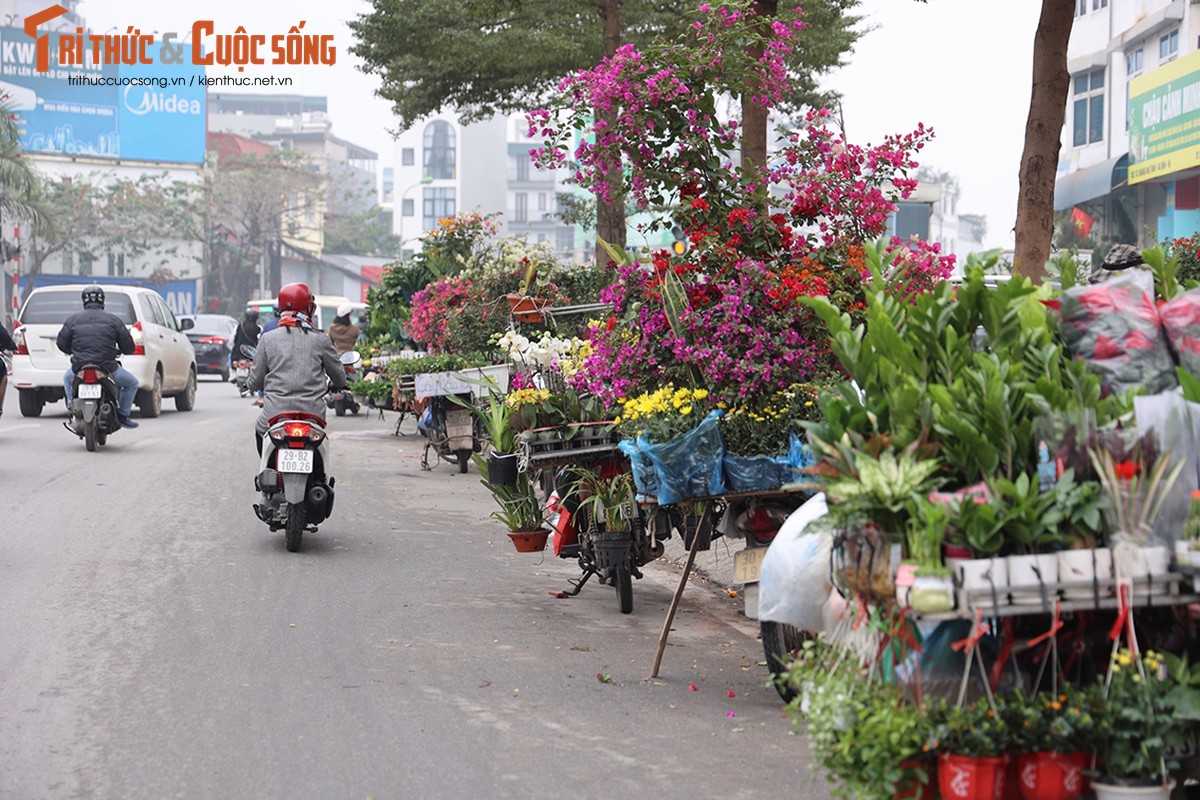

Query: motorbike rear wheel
[[615, 566, 633, 614], [760, 620, 810, 703], [334, 397, 346, 417], [456, 449, 470, 474], [84, 418, 97, 452], [285, 503, 305, 552]]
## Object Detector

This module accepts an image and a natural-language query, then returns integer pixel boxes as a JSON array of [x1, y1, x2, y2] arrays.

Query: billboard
[[16, 274, 199, 316], [1128, 50, 1200, 185], [0, 27, 206, 164]]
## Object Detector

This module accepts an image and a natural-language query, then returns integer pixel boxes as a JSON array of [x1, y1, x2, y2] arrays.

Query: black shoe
[[117, 414, 139, 429]]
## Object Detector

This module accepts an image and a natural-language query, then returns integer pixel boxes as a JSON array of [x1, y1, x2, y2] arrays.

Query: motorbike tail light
[[745, 507, 783, 546], [283, 422, 312, 439], [81, 369, 100, 384], [198, 336, 226, 344], [14, 326, 27, 355], [131, 321, 145, 355]]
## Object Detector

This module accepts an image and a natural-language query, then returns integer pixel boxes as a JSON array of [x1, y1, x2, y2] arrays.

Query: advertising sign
[[16, 274, 199, 316], [0, 26, 205, 163], [1128, 50, 1200, 184]]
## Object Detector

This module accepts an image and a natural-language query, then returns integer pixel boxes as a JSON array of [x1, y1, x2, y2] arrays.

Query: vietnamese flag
[[1071, 207, 1095, 238]]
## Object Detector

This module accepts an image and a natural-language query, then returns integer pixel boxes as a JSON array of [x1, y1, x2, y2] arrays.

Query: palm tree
[[0, 99, 52, 236]]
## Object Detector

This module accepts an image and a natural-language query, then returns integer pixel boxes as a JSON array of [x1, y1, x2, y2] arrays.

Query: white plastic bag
[[757, 493, 832, 633]]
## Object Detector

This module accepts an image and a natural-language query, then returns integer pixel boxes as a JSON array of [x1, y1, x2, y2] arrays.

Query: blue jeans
[[64, 366, 139, 418]]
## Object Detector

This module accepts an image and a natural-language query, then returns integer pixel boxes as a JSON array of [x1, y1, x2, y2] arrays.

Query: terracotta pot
[[895, 759, 935, 800], [1016, 751, 1088, 800], [939, 753, 1010, 800], [505, 293, 551, 323], [507, 529, 550, 553]]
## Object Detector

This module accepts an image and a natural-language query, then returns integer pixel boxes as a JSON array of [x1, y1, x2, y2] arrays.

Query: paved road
[[0, 378, 828, 800]]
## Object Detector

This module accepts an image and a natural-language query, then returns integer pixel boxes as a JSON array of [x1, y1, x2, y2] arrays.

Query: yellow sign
[[1128, 50, 1200, 184]]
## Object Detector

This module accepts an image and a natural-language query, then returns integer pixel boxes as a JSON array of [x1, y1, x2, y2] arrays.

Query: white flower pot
[[1092, 778, 1175, 799], [1057, 547, 1113, 600], [1006, 553, 1059, 605], [896, 573, 956, 613], [947, 557, 1008, 611], [1112, 544, 1171, 597]]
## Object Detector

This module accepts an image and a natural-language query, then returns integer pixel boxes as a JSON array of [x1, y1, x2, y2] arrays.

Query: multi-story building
[[1054, 0, 1199, 248]]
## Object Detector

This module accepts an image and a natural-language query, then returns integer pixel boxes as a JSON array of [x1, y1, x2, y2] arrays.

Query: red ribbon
[[1027, 601, 1064, 648], [1109, 583, 1132, 644], [852, 594, 868, 630], [952, 609, 991, 653]]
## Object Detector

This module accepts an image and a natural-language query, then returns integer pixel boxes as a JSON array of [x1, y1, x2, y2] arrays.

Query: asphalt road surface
[[0, 377, 829, 800]]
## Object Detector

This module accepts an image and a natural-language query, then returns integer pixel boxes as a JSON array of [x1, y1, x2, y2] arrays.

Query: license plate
[[78, 384, 102, 399], [734, 546, 768, 583], [236, 368, 248, 377], [277, 449, 313, 474]]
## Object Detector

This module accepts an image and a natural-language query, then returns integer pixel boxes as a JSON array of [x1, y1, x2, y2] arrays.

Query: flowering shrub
[[1165, 233, 1200, 285], [720, 384, 823, 456], [407, 276, 507, 354], [615, 385, 711, 443]]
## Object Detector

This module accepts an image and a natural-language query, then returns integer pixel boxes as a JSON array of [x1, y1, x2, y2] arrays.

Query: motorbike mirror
[[339, 350, 362, 367], [241, 344, 256, 358]]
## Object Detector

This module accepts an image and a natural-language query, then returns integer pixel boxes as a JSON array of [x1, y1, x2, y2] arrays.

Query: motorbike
[[65, 363, 123, 452], [325, 351, 362, 417], [418, 393, 482, 473], [242, 345, 348, 552], [233, 357, 254, 397]]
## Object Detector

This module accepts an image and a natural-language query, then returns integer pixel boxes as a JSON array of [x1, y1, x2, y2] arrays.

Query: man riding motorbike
[[246, 283, 347, 454], [231, 307, 262, 370], [56, 285, 139, 430]]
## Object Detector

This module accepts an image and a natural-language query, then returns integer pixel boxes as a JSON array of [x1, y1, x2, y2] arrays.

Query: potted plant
[[1049, 469, 1111, 601], [943, 487, 1010, 612], [719, 385, 820, 492], [988, 472, 1068, 605], [1002, 685, 1102, 800], [565, 469, 637, 570], [929, 697, 1012, 800], [482, 472, 549, 552], [899, 497, 955, 613], [1091, 648, 1182, 799]]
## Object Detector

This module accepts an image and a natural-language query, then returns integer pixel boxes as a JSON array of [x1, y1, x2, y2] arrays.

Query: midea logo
[[123, 85, 201, 116]]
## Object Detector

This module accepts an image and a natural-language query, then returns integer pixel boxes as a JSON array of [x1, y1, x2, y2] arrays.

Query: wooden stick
[[650, 503, 710, 678]]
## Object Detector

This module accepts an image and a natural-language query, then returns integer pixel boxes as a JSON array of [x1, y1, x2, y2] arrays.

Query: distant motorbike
[[325, 351, 361, 417], [417, 393, 481, 473], [66, 363, 122, 452], [233, 357, 254, 397]]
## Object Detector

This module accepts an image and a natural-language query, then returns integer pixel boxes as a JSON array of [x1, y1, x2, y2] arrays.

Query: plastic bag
[[787, 431, 816, 483], [758, 493, 832, 633], [1055, 270, 1177, 396], [618, 437, 659, 501], [1133, 388, 1200, 544], [1160, 288, 1200, 377], [723, 453, 791, 492], [643, 409, 726, 505]]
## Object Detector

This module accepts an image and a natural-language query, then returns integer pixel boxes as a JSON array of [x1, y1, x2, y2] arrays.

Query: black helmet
[[81, 285, 105, 308], [244, 307, 260, 322]]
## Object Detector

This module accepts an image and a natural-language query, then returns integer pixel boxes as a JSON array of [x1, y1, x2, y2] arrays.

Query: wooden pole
[[650, 503, 710, 678]]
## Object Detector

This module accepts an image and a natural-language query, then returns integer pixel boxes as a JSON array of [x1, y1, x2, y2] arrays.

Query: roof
[[207, 131, 276, 162]]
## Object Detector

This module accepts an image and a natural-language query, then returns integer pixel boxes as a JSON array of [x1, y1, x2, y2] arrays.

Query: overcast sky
[[79, 0, 1044, 251]]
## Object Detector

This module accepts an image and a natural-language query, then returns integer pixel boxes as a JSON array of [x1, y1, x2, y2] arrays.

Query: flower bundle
[[615, 385, 710, 444], [1088, 438, 1183, 545]]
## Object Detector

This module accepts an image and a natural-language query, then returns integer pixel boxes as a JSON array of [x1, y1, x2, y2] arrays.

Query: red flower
[[1114, 460, 1139, 481], [690, 197, 709, 211], [605, 316, 617, 332]]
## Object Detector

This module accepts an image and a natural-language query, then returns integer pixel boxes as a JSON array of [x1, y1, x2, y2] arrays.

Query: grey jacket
[[247, 325, 347, 434]]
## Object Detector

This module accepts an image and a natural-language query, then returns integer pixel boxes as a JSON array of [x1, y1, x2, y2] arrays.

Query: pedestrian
[[0, 322, 16, 418], [327, 304, 361, 354], [56, 285, 140, 429], [1090, 243, 1150, 283], [246, 283, 346, 455]]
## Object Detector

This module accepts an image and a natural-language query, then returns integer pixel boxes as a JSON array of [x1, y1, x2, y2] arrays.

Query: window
[[513, 192, 528, 223], [422, 121, 456, 179], [422, 187, 455, 232], [1160, 29, 1179, 61], [538, 192, 547, 212], [402, 198, 414, 217], [556, 228, 575, 252], [153, 294, 178, 330], [401, 147, 414, 166], [1072, 69, 1105, 146], [1092, 0, 1106, 9], [139, 293, 165, 326], [106, 253, 124, 277], [78, 253, 94, 276], [1076, 0, 1086, 15], [1127, 48, 1143, 76], [514, 153, 530, 182]]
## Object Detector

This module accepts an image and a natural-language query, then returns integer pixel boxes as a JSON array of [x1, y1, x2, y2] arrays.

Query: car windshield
[[19, 290, 136, 325], [187, 316, 235, 336]]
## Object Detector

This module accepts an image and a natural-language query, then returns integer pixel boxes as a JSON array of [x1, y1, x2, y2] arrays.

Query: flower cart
[[413, 363, 510, 473]]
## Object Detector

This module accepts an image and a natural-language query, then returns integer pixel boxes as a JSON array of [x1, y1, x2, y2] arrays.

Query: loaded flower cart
[[763, 251, 1200, 800]]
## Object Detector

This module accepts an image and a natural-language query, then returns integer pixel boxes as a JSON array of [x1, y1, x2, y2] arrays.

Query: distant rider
[[56, 285, 139, 429], [231, 307, 262, 369], [246, 283, 346, 454], [327, 304, 361, 354]]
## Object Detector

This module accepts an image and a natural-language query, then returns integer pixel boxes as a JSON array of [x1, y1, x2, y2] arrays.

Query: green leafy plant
[[564, 469, 636, 532], [1001, 684, 1104, 755], [347, 378, 394, 404], [928, 697, 1011, 758], [819, 443, 944, 535], [1050, 469, 1105, 549], [988, 471, 1068, 554], [947, 495, 1006, 558], [905, 497, 951, 571], [1095, 648, 1183, 784], [454, 386, 516, 454]]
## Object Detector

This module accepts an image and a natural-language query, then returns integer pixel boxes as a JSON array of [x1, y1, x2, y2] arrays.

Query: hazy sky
[[78, 0, 1044, 251]]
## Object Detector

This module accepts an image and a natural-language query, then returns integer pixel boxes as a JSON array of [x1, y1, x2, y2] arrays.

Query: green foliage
[[347, 378, 393, 403], [928, 697, 1010, 758], [564, 469, 636, 532], [1000, 685, 1104, 754], [820, 445, 944, 534], [384, 352, 494, 380], [987, 472, 1067, 553], [454, 387, 515, 453], [720, 384, 823, 456], [325, 206, 402, 258], [1143, 243, 1184, 302], [0, 99, 51, 236], [905, 497, 951, 570], [1095, 649, 1183, 782]]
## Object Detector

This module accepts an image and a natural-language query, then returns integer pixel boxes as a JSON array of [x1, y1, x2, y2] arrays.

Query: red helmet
[[277, 282, 315, 315]]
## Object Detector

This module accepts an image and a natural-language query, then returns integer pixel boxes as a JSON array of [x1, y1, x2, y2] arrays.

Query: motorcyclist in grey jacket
[[247, 282, 346, 453], [56, 285, 140, 429]]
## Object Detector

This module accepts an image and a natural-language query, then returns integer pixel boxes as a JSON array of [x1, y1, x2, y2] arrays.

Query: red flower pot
[[507, 529, 550, 553], [1016, 752, 1088, 800], [939, 753, 1011, 800], [505, 293, 550, 323], [895, 759, 936, 800]]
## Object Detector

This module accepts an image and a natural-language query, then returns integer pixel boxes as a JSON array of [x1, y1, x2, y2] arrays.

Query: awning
[[1053, 154, 1129, 211]]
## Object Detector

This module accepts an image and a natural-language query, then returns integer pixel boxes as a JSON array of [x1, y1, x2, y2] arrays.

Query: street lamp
[[397, 175, 433, 258]]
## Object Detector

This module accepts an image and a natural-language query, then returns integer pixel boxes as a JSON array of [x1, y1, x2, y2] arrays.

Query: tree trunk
[[741, 0, 776, 175], [1013, 0, 1074, 284], [595, 0, 626, 268]]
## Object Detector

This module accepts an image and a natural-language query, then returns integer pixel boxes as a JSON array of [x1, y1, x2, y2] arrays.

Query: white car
[[11, 284, 198, 418]]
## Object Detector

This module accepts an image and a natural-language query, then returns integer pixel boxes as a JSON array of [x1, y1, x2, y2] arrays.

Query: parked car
[[179, 313, 238, 381], [11, 284, 198, 418]]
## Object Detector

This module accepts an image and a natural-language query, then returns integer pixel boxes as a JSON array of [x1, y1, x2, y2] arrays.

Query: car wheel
[[139, 370, 163, 418], [174, 369, 197, 412], [18, 388, 43, 417]]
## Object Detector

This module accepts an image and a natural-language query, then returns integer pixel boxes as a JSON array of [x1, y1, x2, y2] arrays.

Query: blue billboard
[[17, 274, 199, 316], [0, 27, 205, 164]]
